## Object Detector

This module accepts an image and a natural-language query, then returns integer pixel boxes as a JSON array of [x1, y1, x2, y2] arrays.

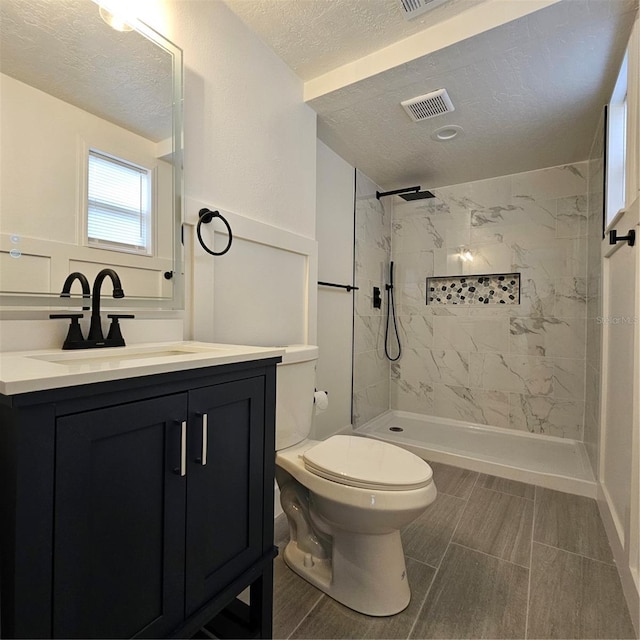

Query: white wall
[[188, 200, 317, 347], [0, 0, 318, 352], [146, 0, 318, 347], [597, 12, 640, 634], [314, 140, 354, 439]]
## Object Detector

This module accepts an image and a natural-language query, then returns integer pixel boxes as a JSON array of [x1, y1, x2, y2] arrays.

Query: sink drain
[[389, 426, 404, 432]]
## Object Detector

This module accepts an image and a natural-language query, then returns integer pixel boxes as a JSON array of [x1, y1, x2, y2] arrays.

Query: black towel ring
[[196, 208, 233, 256]]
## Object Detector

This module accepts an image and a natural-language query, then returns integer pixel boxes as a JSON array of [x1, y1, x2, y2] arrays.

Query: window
[[87, 150, 152, 255], [605, 52, 628, 228]]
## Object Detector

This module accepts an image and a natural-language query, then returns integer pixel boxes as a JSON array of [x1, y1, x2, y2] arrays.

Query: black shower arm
[[376, 186, 420, 200]]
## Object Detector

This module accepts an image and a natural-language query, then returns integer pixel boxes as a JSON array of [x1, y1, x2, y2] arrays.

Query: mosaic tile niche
[[427, 273, 520, 305]]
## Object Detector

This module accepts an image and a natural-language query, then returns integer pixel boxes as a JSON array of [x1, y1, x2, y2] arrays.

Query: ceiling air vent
[[397, 0, 450, 21], [401, 89, 455, 122]]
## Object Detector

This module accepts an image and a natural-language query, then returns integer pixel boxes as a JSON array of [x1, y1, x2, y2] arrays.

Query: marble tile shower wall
[[352, 170, 391, 427], [390, 163, 589, 439]]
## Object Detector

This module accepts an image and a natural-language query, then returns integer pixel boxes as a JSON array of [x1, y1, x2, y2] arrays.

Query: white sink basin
[[0, 342, 285, 395], [33, 350, 193, 364], [31, 344, 238, 365]]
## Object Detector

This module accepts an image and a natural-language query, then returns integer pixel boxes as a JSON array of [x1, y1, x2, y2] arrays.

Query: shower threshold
[[355, 410, 596, 498]]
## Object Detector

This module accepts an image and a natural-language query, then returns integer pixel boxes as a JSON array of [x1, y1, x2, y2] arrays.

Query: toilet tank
[[276, 345, 319, 451]]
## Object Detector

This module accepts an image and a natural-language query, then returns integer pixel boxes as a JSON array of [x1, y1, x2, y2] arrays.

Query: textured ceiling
[[223, 0, 486, 80], [225, 0, 638, 189], [0, 0, 174, 142]]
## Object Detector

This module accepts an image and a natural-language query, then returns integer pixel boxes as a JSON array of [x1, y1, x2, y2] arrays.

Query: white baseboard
[[597, 483, 640, 636]]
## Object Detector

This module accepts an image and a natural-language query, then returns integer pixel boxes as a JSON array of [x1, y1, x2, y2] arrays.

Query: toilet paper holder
[[313, 389, 329, 413], [313, 388, 328, 401]]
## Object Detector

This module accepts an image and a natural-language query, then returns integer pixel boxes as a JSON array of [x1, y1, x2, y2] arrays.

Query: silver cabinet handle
[[180, 420, 187, 477], [201, 414, 208, 466]]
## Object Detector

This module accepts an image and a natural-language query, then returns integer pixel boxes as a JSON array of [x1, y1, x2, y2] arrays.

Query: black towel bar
[[318, 281, 359, 292]]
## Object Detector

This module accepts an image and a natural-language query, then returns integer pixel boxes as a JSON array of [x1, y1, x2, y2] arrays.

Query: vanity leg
[[250, 563, 274, 639]]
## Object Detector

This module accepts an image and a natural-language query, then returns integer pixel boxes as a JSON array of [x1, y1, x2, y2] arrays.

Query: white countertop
[[0, 341, 285, 396]]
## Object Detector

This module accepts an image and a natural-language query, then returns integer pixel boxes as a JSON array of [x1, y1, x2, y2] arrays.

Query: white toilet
[[275, 345, 437, 616]]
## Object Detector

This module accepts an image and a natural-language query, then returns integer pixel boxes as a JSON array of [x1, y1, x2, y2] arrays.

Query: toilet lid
[[302, 435, 433, 491]]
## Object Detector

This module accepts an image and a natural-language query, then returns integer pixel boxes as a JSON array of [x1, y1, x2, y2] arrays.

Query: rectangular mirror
[[0, 0, 184, 309]]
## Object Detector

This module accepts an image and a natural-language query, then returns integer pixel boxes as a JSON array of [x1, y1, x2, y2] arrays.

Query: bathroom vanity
[[0, 343, 283, 639]]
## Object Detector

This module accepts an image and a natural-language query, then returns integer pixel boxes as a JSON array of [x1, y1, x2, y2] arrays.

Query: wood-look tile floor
[[273, 462, 638, 640]]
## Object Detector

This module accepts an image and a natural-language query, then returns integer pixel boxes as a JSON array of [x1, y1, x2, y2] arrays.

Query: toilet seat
[[302, 435, 432, 491]]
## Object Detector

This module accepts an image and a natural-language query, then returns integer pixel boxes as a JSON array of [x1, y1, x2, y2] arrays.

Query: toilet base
[[283, 527, 411, 617]]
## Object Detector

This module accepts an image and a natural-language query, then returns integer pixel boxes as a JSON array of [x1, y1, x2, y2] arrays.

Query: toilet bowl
[[275, 346, 437, 616]]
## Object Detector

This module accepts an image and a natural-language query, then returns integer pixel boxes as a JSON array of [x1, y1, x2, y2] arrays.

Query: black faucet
[[88, 269, 125, 342], [50, 269, 134, 349], [60, 272, 91, 310]]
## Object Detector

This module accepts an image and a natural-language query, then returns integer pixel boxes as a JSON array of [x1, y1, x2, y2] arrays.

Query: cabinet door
[[54, 394, 188, 639], [186, 377, 265, 616]]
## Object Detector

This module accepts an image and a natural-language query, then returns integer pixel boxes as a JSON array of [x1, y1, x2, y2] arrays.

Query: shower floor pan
[[356, 410, 596, 498]]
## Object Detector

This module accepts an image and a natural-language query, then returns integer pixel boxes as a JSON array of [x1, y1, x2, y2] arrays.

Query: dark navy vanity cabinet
[[0, 358, 279, 639]]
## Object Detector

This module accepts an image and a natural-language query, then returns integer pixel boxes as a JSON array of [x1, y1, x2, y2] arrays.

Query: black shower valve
[[373, 286, 382, 309]]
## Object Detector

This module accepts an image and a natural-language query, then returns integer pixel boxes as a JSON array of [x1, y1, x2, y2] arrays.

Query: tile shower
[[353, 162, 591, 444]]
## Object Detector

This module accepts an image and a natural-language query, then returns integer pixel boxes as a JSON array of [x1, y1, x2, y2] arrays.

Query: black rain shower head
[[399, 190, 435, 201], [375, 186, 435, 200]]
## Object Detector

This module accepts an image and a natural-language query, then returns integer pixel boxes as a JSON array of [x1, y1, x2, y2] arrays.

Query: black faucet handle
[[49, 314, 85, 349], [106, 314, 135, 347]]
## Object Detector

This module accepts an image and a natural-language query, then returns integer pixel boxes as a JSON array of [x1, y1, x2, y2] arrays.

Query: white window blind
[[87, 150, 152, 254]]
